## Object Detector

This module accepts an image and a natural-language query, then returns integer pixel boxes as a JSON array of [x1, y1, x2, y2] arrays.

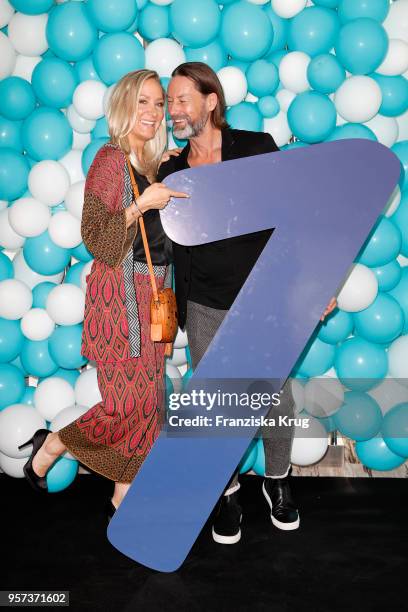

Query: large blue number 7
[[107, 140, 400, 572]]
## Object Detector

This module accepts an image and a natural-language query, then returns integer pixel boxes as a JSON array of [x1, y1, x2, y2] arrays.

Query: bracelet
[[133, 198, 143, 219]]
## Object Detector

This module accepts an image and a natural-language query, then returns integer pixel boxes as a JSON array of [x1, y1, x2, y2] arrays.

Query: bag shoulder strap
[[125, 155, 159, 302]]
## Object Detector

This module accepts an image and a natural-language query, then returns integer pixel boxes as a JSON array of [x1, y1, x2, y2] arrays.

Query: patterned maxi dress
[[58, 143, 172, 483]]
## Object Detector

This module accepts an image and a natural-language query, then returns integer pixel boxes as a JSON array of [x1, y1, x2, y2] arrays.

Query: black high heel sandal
[[106, 499, 117, 524], [18, 428, 51, 492]]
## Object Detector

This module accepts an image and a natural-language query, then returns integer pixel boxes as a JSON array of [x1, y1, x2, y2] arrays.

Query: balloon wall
[[0, 0, 407, 490]]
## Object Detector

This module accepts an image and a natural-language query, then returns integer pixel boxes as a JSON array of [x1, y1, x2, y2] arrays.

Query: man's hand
[[320, 297, 337, 321]]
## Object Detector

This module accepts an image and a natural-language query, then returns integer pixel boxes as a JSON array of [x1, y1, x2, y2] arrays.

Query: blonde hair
[[107, 69, 167, 181]]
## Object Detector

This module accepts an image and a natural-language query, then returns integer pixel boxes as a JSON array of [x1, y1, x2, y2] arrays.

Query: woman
[[18, 69, 187, 519]]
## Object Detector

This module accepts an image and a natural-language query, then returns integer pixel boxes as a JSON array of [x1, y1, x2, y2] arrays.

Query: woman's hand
[[320, 297, 337, 321], [136, 182, 189, 213], [160, 148, 182, 165]]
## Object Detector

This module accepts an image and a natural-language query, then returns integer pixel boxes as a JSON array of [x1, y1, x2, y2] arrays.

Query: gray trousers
[[185, 300, 295, 493]]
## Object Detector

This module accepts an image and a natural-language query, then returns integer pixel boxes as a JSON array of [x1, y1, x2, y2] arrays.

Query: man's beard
[[172, 108, 209, 140]]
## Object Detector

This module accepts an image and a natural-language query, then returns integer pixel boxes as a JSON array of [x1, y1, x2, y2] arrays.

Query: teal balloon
[[355, 436, 405, 471], [138, 2, 170, 41], [21, 385, 36, 406], [335, 18, 388, 75], [226, 102, 263, 132], [239, 440, 257, 474], [391, 190, 408, 255], [326, 123, 377, 142], [64, 262, 86, 287], [264, 4, 288, 52], [295, 337, 335, 377], [334, 391, 382, 441], [317, 309, 354, 344], [389, 268, 408, 334], [46, 2, 98, 62], [0, 363, 25, 410], [24, 231, 71, 275], [136, 0, 148, 8], [282, 141, 309, 150], [316, 414, 337, 433], [287, 91, 336, 143], [0, 148, 29, 200], [10, 357, 28, 376], [372, 260, 402, 292], [46, 456, 78, 493], [9, 0, 53, 14], [226, 58, 250, 73], [288, 7, 340, 57], [86, 0, 137, 33], [32, 282, 57, 309], [185, 345, 192, 368], [74, 55, 101, 83], [20, 339, 58, 378], [82, 138, 109, 176], [93, 33, 145, 86], [371, 75, 408, 118], [32, 58, 78, 108], [307, 53, 346, 94], [252, 439, 265, 476], [246, 60, 279, 97], [0, 252, 13, 281], [0, 116, 22, 152], [312, 0, 340, 7], [0, 77, 36, 121], [358, 216, 401, 267], [382, 403, 408, 458], [182, 367, 193, 388], [91, 117, 109, 139], [264, 49, 287, 69], [391, 141, 408, 191], [54, 367, 80, 387], [353, 294, 404, 344], [71, 241, 93, 263], [170, 0, 221, 48], [334, 337, 388, 391], [22, 107, 73, 161], [338, 0, 389, 24], [220, 1, 273, 62], [0, 318, 24, 363], [49, 324, 87, 369], [257, 96, 280, 119], [185, 41, 227, 72]]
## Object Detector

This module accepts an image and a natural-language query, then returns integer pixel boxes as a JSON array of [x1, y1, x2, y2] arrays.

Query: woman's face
[[131, 77, 165, 143]]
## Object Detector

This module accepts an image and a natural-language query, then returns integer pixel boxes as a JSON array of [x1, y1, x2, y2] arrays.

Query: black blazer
[[158, 127, 279, 329]]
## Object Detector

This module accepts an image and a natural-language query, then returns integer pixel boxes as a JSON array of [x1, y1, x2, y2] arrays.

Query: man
[[158, 62, 334, 545]]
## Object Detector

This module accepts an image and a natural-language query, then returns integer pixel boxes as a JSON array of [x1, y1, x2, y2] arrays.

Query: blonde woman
[[18, 69, 187, 520]]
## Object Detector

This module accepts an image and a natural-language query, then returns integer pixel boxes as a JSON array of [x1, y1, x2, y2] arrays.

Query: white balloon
[[0, 451, 26, 478], [0, 31, 16, 79], [67, 104, 96, 134], [396, 109, 408, 141], [217, 66, 248, 107], [73, 80, 107, 121], [21, 308, 55, 341], [167, 348, 187, 368], [279, 51, 311, 94], [398, 254, 408, 267], [0, 278, 32, 319], [377, 39, 408, 76], [12, 249, 64, 289], [304, 377, 344, 418], [8, 197, 50, 237], [12, 54, 41, 82], [334, 76, 382, 123], [383, 0, 408, 44], [0, 0, 14, 28], [72, 130, 91, 151], [28, 161, 70, 207], [59, 150, 85, 184], [46, 283, 85, 325], [291, 378, 305, 416], [383, 185, 401, 217], [48, 211, 81, 249], [275, 88, 296, 113], [50, 404, 89, 459], [0, 404, 46, 459], [0, 200, 7, 211], [387, 335, 408, 382], [166, 362, 182, 394], [290, 416, 328, 466], [337, 263, 378, 312], [8, 12, 48, 56], [0, 209, 26, 250], [35, 377, 75, 422], [80, 259, 94, 292], [245, 92, 259, 103], [364, 114, 399, 148], [368, 378, 408, 415], [264, 111, 292, 147], [271, 0, 307, 19], [75, 368, 102, 408], [174, 327, 188, 349], [145, 38, 186, 78], [65, 181, 85, 220]]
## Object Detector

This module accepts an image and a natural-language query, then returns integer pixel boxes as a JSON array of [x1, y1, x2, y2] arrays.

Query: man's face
[[167, 75, 210, 140]]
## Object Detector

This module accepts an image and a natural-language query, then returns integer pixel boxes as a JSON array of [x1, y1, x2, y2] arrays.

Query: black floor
[[3, 474, 408, 612]]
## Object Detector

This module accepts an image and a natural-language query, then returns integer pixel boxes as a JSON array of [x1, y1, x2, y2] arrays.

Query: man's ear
[[207, 92, 218, 113]]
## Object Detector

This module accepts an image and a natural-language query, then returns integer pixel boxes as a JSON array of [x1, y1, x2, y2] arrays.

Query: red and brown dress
[[58, 143, 172, 483]]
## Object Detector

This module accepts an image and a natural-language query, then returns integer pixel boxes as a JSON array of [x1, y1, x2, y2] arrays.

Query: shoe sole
[[212, 514, 242, 544], [262, 482, 300, 531]]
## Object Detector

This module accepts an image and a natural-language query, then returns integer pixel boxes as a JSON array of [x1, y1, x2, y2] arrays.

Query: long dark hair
[[171, 62, 229, 130]]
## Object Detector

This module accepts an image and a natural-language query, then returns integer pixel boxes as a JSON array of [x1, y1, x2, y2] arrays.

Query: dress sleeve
[[81, 145, 137, 269]]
